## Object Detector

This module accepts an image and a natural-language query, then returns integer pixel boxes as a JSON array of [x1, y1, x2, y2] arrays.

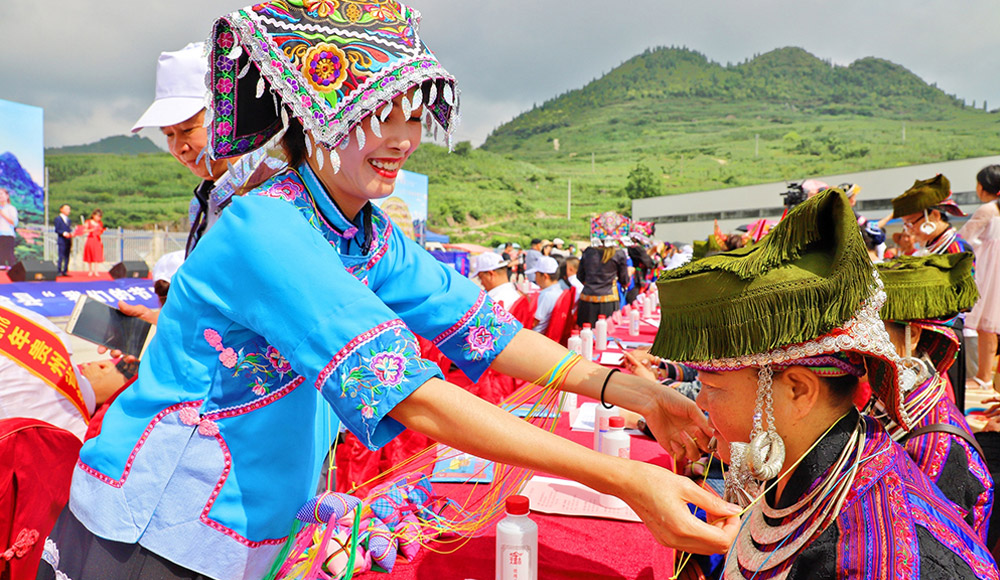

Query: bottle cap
[[598, 314, 606, 319], [609, 416, 625, 428], [571, 329, 579, 336], [506, 495, 530, 515], [583, 323, 591, 328]]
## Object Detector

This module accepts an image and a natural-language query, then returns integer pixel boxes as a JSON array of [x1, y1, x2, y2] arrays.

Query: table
[[355, 410, 676, 580]]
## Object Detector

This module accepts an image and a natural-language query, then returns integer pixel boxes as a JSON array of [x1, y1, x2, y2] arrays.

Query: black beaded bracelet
[[600, 368, 620, 409]]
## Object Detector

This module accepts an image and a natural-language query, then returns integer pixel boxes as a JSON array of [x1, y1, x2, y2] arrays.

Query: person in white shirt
[[471, 252, 521, 310], [528, 256, 563, 333], [550, 237, 570, 258], [563, 256, 584, 297], [0, 303, 126, 441]]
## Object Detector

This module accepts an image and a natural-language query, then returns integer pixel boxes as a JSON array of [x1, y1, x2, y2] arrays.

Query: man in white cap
[[550, 237, 569, 258], [526, 256, 562, 333], [471, 252, 521, 310], [132, 43, 249, 256]]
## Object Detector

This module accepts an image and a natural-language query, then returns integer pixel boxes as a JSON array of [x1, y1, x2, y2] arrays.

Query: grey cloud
[[2, 0, 996, 148]]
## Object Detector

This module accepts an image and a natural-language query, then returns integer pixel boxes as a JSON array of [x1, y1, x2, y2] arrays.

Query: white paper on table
[[570, 402, 597, 432], [520, 475, 641, 522], [598, 351, 624, 366], [642, 318, 659, 327]]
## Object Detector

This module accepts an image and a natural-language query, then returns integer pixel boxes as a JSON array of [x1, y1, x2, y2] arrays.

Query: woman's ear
[[779, 366, 822, 421]]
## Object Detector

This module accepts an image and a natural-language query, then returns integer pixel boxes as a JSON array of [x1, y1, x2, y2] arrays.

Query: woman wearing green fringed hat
[[891, 174, 972, 256], [873, 252, 992, 545], [651, 189, 997, 579]]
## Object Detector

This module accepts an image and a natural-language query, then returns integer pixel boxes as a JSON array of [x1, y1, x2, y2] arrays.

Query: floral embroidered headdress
[[205, 0, 459, 172], [590, 211, 630, 247]]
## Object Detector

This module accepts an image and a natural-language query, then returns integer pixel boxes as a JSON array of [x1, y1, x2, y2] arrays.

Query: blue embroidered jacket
[[69, 164, 521, 579]]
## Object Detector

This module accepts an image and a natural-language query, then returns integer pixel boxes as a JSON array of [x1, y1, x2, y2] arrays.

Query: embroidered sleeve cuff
[[316, 320, 443, 450], [432, 293, 522, 382]]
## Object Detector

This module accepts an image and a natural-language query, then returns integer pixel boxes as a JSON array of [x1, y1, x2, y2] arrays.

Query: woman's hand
[[640, 386, 712, 464], [618, 460, 739, 554], [622, 349, 664, 381]]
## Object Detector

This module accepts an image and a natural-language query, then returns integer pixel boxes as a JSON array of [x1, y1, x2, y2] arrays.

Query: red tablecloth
[[355, 409, 675, 579]]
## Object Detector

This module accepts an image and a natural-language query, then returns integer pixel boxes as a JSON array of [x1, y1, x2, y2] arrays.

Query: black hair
[[282, 113, 308, 169], [977, 164, 1000, 195], [824, 374, 860, 401], [930, 206, 951, 223]]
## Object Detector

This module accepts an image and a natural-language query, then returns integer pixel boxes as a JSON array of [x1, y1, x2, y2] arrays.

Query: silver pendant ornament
[[256, 76, 266, 99], [355, 125, 366, 150], [328, 148, 341, 174], [379, 100, 393, 122], [427, 82, 437, 108], [238, 60, 252, 79], [411, 87, 422, 112], [369, 115, 381, 138]]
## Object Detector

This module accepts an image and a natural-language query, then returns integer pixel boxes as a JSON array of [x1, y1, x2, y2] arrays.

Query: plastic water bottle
[[593, 405, 619, 451], [567, 329, 582, 355], [580, 324, 594, 361], [628, 308, 640, 337], [560, 391, 577, 413], [594, 315, 608, 352], [598, 417, 630, 509], [496, 495, 537, 580], [642, 295, 653, 319]]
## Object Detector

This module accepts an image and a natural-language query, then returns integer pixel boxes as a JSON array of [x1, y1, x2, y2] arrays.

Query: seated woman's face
[[315, 88, 424, 210], [695, 368, 761, 464]]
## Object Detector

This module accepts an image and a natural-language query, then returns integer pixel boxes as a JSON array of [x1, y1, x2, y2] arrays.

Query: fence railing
[[25, 225, 188, 271]]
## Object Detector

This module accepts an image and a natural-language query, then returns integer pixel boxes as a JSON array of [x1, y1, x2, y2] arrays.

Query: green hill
[[45, 46, 1000, 244], [47, 134, 163, 155]]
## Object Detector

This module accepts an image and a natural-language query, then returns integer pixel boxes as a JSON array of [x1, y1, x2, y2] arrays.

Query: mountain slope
[[47, 134, 163, 155]]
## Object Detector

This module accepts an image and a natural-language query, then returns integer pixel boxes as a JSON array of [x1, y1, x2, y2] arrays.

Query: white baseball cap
[[525, 256, 558, 276], [132, 43, 209, 132], [152, 250, 185, 284], [470, 252, 509, 277], [552, 237, 564, 246]]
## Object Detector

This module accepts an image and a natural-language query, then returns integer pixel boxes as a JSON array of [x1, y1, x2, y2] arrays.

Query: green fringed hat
[[652, 189, 914, 429], [891, 174, 965, 218], [877, 252, 979, 374]]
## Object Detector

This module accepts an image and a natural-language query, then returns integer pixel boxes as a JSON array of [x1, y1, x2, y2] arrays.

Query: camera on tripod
[[780, 182, 808, 210]]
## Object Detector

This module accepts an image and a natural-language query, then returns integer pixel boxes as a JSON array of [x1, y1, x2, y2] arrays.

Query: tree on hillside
[[623, 162, 662, 200]]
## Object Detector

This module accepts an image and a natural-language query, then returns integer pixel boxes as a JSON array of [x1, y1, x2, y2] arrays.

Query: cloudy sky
[[2, 0, 998, 150]]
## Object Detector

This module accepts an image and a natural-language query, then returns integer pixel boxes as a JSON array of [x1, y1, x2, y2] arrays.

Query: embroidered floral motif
[[466, 325, 496, 358], [204, 328, 293, 397], [370, 351, 407, 387], [367, 2, 399, 21], [303, 0, 340, 18], [491, 301, 515, 325], [303, 43, 349, 94], [266, 345, 291, 374], [460, 310, 509, 361], [260, 178, 305, 202], [220, 348, 238, 368], [337, 332, 434, 421]]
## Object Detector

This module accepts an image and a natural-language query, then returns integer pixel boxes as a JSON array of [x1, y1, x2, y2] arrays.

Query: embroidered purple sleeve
[[433, 292, 522, 382], [316, 320, 442, 450]]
